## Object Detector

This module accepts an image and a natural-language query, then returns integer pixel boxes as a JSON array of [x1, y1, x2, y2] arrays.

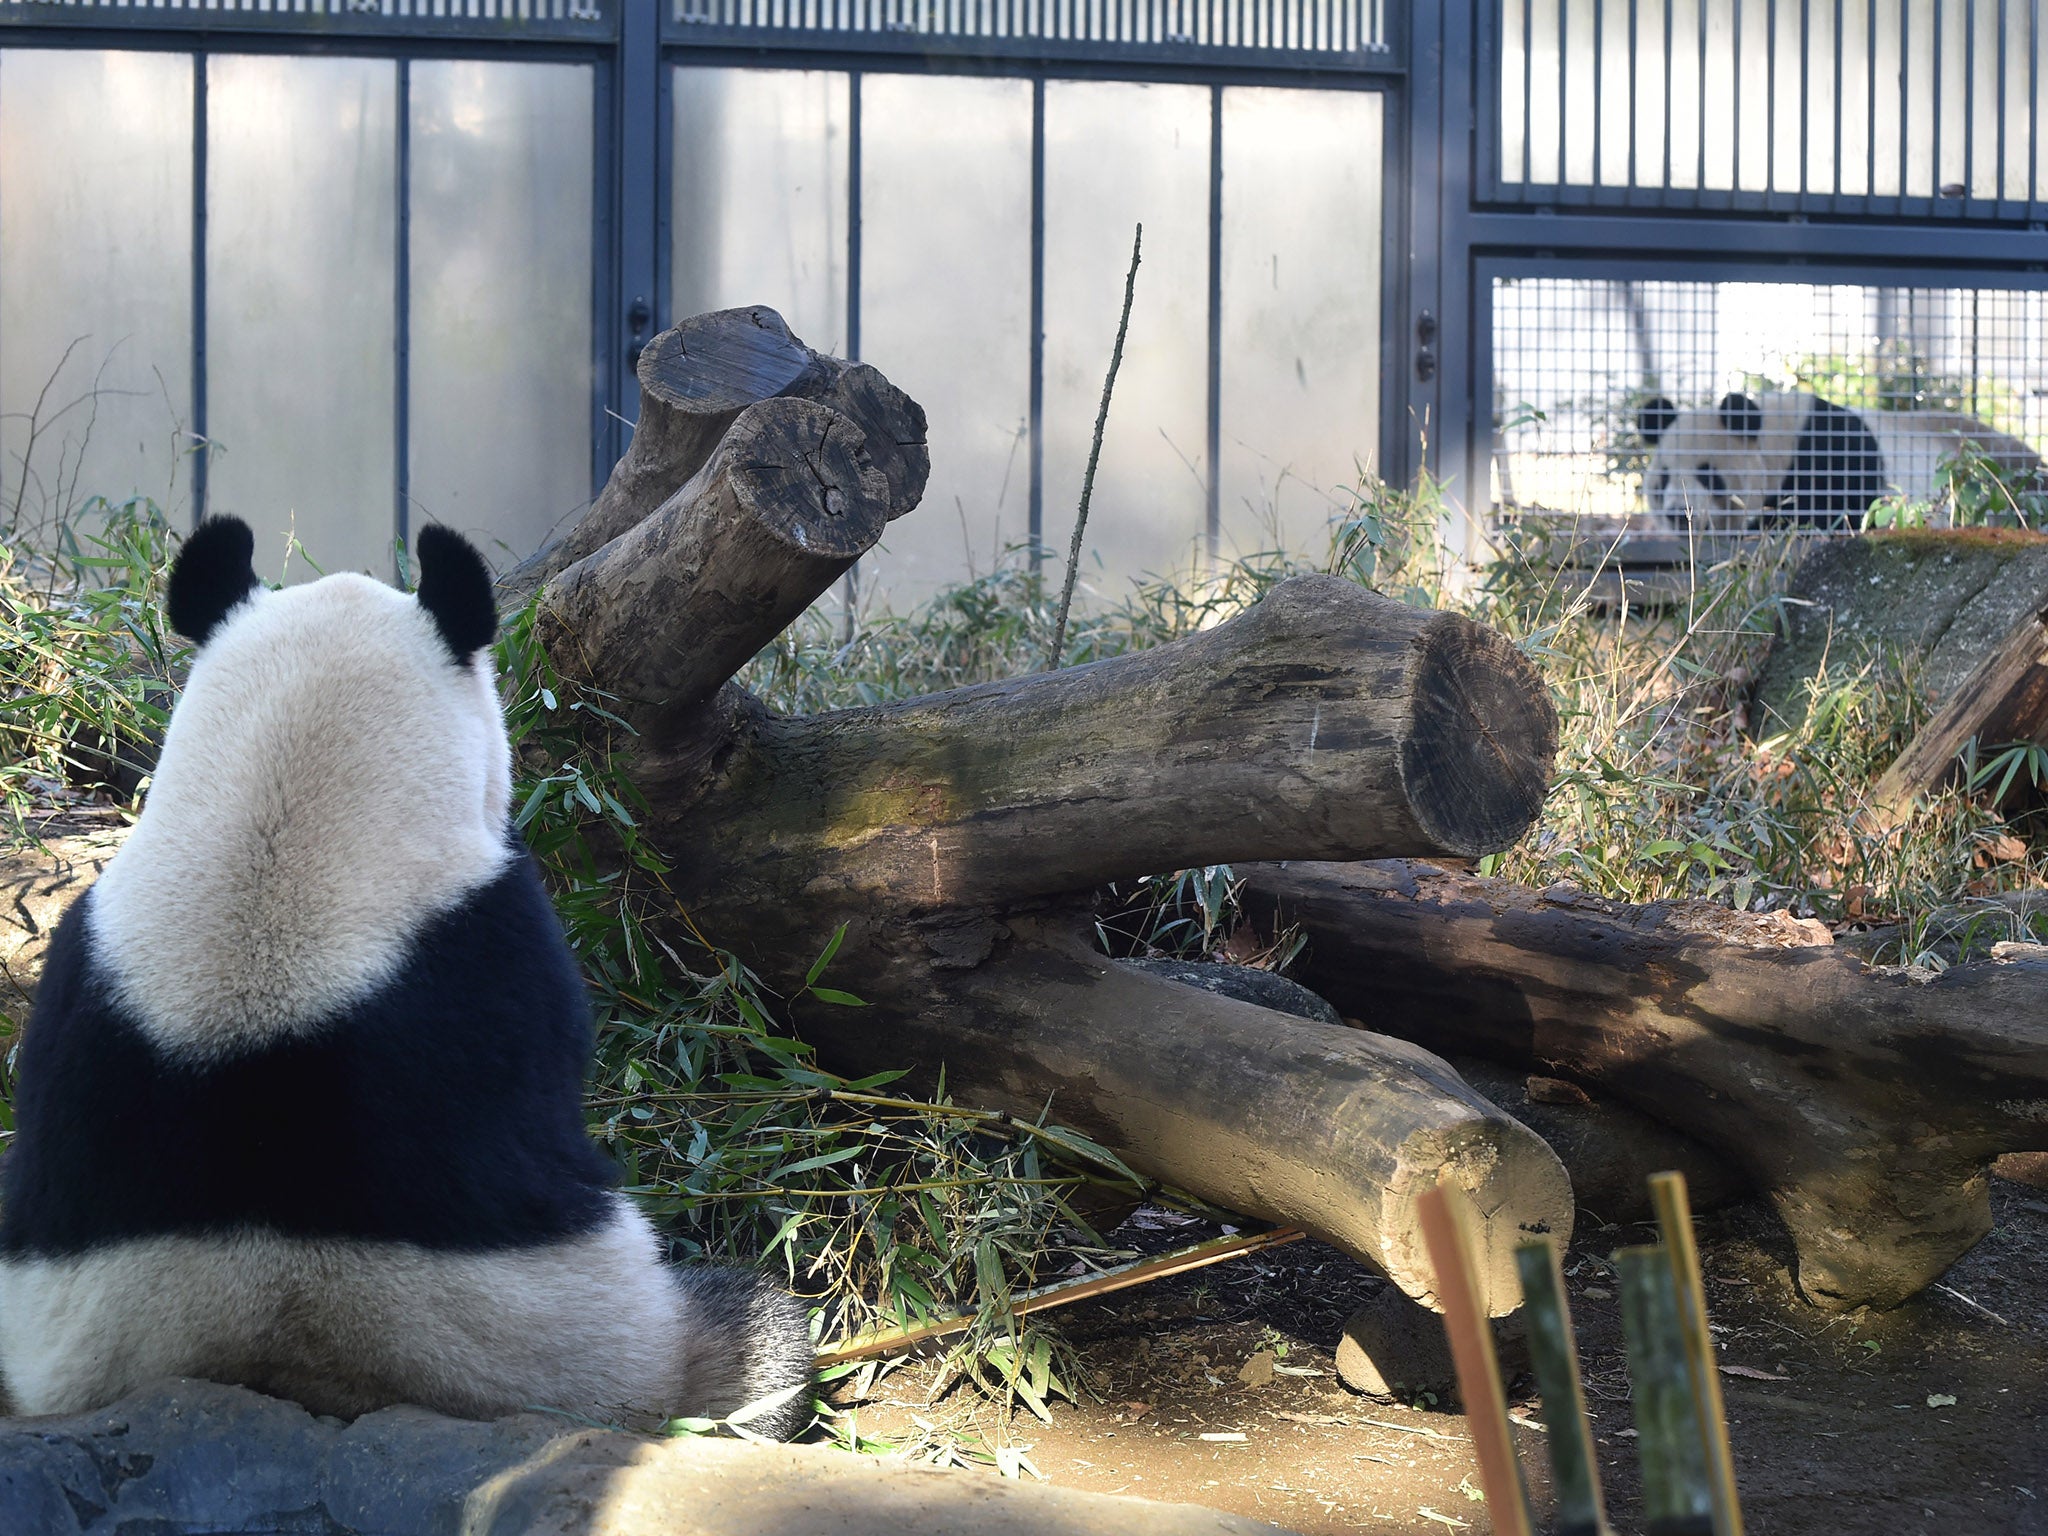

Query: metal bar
[[1998, 0, 2009, 203], [1591, 0, 1603, 188], [847, 67, 863, 359], [1662, 0, 1674, 190], [1028, 74, 1044, 565], [1866, 0, 1876, 198], [1464, 210, 2048, 260], [614, 0, 658, 467], [394, 55, 410, 578], [191, 49, 208, 529], [1205, 80, 1221, 564], [1933, 0, 1944, 202], [1628, 0, 1638, 189], [1835, 0, 1851, 198], [1954, 0, 1977, 209], [1799, 0, 1811, 199], [1697, 0, 1708, 198], [1765, 0, 1776, 194], [1558, 0, 1568, 186], [1523, 0, 1535, 184], [588, 37, 615, 503], [1899, 0, 1910, 205], [1733, 0, 1744, 192]]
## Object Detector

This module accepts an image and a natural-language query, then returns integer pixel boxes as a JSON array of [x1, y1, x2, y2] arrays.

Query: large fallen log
[[1874, 598, 2048, 815], [1241, 859, 2048, 1310], [521, 308, 1570, 1316]]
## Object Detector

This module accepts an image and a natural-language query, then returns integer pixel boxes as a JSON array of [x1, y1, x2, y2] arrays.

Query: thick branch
[[537, 397, 889, 737], [504, 306, 928, 601], [646, 575, 1557, 928], [1242, 859, 2048, 1310], [788, 914, 1573, 1316]]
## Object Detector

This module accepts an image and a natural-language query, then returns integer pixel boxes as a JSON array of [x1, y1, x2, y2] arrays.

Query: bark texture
[[1242, 858, 2048, 1310], [515, 310, 1569, 1315]]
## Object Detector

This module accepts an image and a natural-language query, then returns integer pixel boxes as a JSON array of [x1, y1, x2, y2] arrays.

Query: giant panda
[[0, 517, 813, 1435], [1637, 389, 2042, 530]]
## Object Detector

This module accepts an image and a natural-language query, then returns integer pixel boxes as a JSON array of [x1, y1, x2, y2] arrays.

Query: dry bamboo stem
[[1651, 1171, 1744, 1536], [815, 1225, 1306, 1365], [1416, 1185, 1535, 1536]]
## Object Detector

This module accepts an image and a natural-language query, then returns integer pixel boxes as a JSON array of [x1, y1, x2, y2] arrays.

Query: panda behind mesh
[[0, 518, 813, 1437], [1636, 389, 2042, 531]]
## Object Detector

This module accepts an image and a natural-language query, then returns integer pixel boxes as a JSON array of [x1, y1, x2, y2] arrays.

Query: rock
[[1754, 529, 2048, 737], [1116, 959, 1344, 1027], [0, 829, 124, 1025], [0, 1379, 1302, 1535], [1334, 1286, 1527, 1406]]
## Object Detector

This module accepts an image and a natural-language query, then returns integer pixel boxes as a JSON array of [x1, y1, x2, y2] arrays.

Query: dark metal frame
[[2, 1, 1407, 569], [1412, 2, 2048, 543]]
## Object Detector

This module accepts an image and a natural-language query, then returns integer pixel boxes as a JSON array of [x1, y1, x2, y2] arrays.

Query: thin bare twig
[[1047, 223, 1142, 670]]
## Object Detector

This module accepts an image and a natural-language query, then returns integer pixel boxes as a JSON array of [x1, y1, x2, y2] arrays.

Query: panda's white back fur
[[0, 521, 813, 1435], [91, 573, 513, 1060]]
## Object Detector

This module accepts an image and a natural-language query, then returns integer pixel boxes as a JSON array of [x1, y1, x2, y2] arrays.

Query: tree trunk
[[1240, 858, 2048, 1310], [518, 310, 1570, 1316]]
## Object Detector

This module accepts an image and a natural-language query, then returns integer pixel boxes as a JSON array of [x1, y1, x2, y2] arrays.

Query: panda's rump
[[0, 1201, 688, 1421]]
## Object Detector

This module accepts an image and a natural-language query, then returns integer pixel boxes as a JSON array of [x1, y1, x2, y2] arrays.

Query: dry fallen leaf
[[1719, 1364, 1791, 1381]]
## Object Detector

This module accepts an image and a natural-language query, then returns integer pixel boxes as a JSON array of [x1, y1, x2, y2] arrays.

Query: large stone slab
[[0, 1380, 1304, 1536], [1754, 528, 2048, 737]]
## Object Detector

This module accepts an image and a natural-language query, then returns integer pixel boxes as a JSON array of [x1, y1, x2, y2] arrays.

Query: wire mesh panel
[[664, 0, 1388, 62], [1492, 0, 2043, 220], [1490, 276, 2048, 545]]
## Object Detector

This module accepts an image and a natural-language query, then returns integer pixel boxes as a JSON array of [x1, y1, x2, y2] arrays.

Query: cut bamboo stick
[[1650, 1170, 1744, 1536], [1417, 1184, 1535, 1536], [1514, 1238, 1612, 1536], [815, 1225, 1306, 1365]]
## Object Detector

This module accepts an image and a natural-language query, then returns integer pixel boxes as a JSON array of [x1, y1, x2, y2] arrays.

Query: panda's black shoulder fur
[[0, 840, 616, 1259], [1775, 395, 1889, 528]]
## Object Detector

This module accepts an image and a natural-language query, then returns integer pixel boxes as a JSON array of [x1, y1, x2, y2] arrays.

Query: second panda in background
[[0, 517, 814, 1436], [1637, 389, 2042, 531]]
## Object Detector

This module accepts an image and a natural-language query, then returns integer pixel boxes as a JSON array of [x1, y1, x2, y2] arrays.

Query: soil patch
[[839, 1181, 2048, 1535]]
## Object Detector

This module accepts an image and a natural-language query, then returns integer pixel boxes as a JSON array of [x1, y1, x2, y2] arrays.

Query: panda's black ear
[[167, 516, 260, 646], [413, 523, 498, 661], [1636, 395, 1678, 445], [1718, 392, 1764, 441]]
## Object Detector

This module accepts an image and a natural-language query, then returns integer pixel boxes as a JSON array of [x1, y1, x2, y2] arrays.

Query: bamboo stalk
[[1650, 1170, 1744, 1536], [1416, 1184, 1535, 1536], [1615, 1245, 1716, 1536], [1514, 1237, 1612, 1536], [815, 1225, 1305, 1365]]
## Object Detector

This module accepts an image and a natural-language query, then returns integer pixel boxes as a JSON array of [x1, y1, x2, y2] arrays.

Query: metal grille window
[[665, 0, 1389, 60], [1490, 0, 2043, 219], [1489, 277, 2047, 543]]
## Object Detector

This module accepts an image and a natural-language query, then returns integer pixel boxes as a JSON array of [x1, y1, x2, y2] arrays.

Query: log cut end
[[1400, 615, 1558, 858], [638, 305, 820, 413], [1377, 1115, 1576, 1317]]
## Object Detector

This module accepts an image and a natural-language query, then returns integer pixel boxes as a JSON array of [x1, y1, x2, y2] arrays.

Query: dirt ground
[[834, 1178, 2048, 1535]]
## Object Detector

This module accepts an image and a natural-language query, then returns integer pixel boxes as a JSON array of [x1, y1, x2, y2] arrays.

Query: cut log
[[502, 305, 928, 601], [536, 396, 891, 738], [783, 914, 1572, 1317], [1241, 859, 2048, 1310], [635, 575, 1559, 929], [1874, 599, 2048, 815], [514, 315, 1570, 1316]]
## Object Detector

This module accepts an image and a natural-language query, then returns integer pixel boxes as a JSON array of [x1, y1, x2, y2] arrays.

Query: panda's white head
[[1636, 391, 1810, 525], [89, 517, 515, 1060]]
